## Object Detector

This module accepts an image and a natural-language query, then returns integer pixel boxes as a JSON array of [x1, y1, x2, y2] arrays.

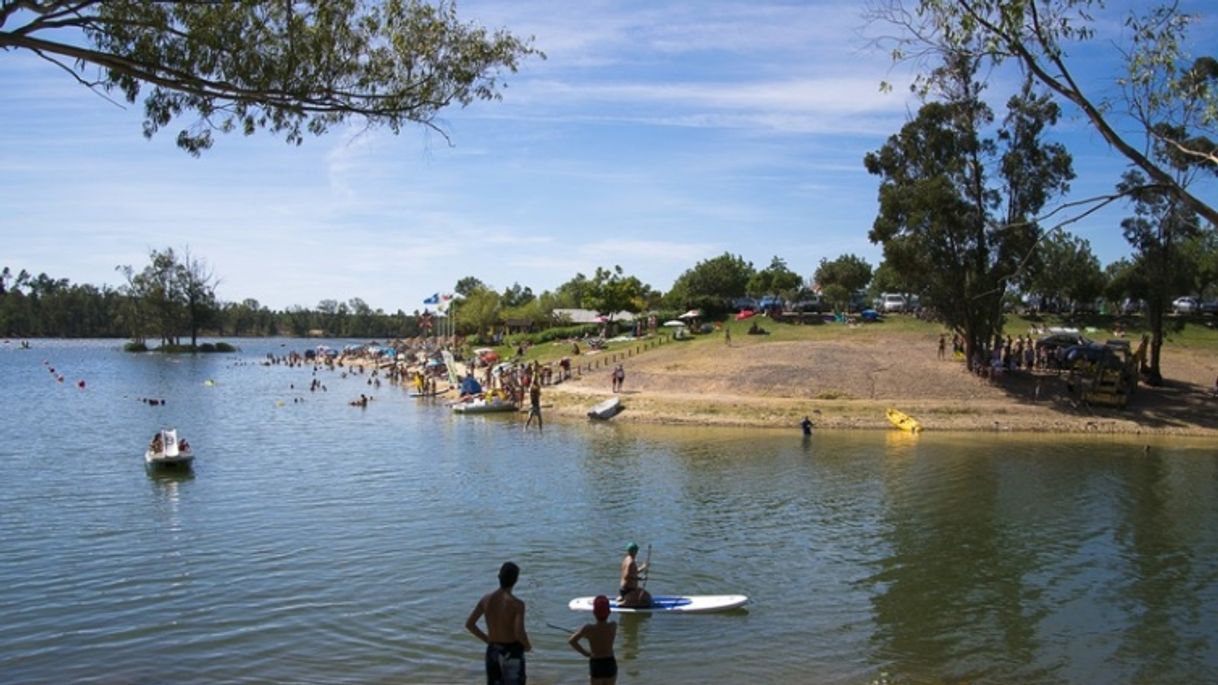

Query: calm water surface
[[1, 339, 1216, 684]]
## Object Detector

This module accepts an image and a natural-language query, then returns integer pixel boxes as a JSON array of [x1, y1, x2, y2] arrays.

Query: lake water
[[1, 339, 1216, 684]]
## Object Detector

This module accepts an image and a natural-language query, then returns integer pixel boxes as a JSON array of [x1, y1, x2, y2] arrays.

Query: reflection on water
[[0, 340, 1216, 684]]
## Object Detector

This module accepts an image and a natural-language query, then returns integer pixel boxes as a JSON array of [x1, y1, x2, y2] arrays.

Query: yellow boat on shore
[[886, 408, 923, 433]]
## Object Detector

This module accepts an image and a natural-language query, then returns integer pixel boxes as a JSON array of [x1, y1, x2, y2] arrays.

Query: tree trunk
[[1146, 301, 1164, 386]]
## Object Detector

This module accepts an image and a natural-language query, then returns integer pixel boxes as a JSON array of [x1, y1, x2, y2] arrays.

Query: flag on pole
[[423, 293, 439, 305]]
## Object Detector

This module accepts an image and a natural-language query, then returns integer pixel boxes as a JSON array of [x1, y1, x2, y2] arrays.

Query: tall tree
[[176, 248, 219, 347], [875, 0, 1217, 226], [865, 55, 1073, 369], [1, 0, 541, 154], [1118, 170, 1200, 385]]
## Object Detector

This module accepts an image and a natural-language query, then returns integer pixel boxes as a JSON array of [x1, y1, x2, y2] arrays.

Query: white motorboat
[[145, 428, 194, 468]]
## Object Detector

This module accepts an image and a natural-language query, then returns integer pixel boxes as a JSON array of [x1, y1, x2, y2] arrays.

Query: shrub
[[123, 341, 148, 352]]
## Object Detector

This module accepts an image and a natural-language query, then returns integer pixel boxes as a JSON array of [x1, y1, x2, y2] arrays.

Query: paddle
[[641, 544, 652, 591], [546, 622, 575, 634]]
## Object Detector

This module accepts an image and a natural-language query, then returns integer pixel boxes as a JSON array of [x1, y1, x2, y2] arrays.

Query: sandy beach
[[539, 329, 1218, 436]]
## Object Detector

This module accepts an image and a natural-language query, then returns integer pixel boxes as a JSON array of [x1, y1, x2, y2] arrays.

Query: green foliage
[[123, 341, 148, 352], [865, 56, 1073, 368], [1118, 169, 1202, 384], [667, 252, 755, 314], [1024, 232, 1105, 308], [1, 1, 542, 154], [881, 0, 1216, 225], [814, 254, 872, 295], [586, 266, 650, 318], [454, 276, 486, 298], [455, 287, 501, 336], [747, 256, 803, 298]]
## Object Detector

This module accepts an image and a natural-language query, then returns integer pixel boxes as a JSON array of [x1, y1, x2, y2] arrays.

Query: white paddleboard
[[568, 595, 748, 614]]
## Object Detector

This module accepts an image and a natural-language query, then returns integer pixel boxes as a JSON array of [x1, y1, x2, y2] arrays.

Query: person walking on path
[[466, 561, 532, 685], [567, 595, 618, 684], [938, 333, 946, 360], [525, 381, 543, 431], [725, 327, 731, 346]]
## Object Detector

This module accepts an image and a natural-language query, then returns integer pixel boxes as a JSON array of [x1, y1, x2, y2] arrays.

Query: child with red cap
[[567, 594, 617, 684]]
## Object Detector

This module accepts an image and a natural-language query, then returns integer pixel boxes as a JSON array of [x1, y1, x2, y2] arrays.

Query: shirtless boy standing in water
[[466, 562, 532, 684], [568, 595, 617, 684]]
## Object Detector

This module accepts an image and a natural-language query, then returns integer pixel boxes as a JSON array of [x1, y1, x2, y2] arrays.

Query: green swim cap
[[626, 542, 639, 553]]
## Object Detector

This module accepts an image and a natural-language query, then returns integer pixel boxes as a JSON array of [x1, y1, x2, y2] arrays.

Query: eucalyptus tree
[[1118, 170, 1200, 385], [177, 248, 218, 347], [872, 0, 1217, 226], [865, 55, 1073, 369], [1, 1, 541, 154]]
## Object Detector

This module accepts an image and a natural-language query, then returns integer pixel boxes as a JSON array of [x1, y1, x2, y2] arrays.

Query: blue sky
[[1, 0, 1214, 312]]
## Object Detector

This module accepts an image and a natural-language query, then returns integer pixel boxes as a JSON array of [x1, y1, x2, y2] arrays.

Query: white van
[[881, 294, 907, 313]]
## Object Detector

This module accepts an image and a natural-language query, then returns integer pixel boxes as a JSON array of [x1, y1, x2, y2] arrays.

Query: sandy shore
[[539, 333, 1218, 436]]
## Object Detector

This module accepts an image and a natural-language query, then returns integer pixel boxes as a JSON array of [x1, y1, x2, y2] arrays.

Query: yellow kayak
[[886, 408, 922, 433]]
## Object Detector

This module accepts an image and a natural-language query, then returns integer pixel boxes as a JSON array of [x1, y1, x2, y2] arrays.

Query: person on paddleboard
[[568, 594, 617, 684], [466, 561, 532, 685], [617, 542, 651, 608]]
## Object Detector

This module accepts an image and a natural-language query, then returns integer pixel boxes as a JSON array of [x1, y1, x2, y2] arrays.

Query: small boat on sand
[[145, 428, 194, 468], [587, 397, 622, 420], [886, 408, 922, 433]]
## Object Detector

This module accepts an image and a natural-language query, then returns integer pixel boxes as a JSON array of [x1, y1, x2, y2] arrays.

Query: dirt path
[[543, 333, 1218, 435]]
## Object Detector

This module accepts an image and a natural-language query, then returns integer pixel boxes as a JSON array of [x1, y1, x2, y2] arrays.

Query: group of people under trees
[[465, 543, 650, 684]]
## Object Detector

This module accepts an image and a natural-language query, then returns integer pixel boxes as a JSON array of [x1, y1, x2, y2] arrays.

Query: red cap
[[593, 595, 611, 621]]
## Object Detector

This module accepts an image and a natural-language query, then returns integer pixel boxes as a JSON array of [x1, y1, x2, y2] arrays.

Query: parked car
[[1199, 300, 1218, 315], [757, 296, 785, 312], [1172, 296, 1199, 314], [791, 296, 826, 313], [731, 297, 757, 311], [1036, 330, 1091, 354], [880, 294, 907, 313]]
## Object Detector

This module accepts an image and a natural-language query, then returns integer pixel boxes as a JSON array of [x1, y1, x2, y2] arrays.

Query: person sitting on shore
[[616, 543, 650, 608], [568, 595, 618, 684]]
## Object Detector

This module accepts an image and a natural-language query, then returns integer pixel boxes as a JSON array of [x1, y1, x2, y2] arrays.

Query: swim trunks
[[589, 656, 618, 679], [486, 642, 526, 685]]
